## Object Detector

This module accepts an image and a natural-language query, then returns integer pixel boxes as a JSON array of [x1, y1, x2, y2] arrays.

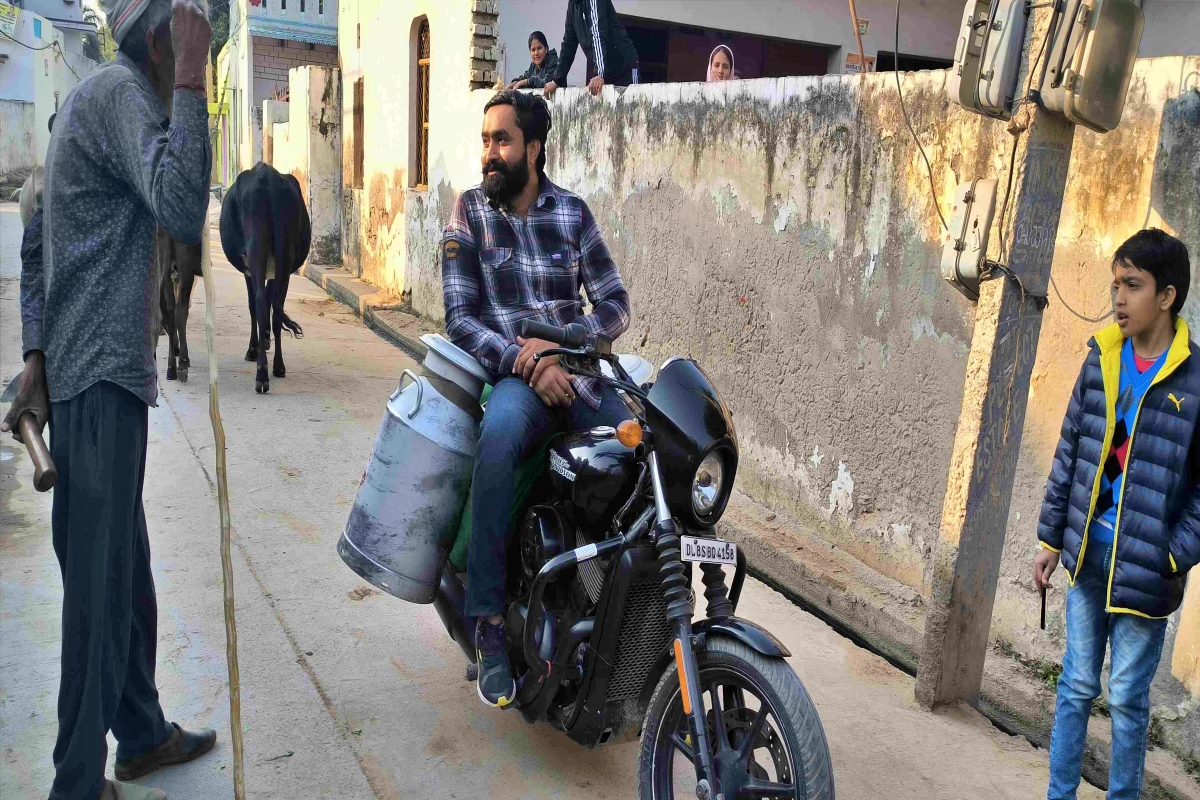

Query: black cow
[[219, 162, 311, 394], [156, 230, 204, 383]]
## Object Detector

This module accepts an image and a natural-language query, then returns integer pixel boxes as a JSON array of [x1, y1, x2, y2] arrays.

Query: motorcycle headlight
[[692, 452, 724, 516]]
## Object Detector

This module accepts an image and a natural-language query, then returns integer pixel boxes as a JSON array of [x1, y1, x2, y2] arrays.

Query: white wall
[[498, 0, 964, 85], [0, 100, 37, 178], [1140, 0, 1200, 58], [248, 0, 339, 30]]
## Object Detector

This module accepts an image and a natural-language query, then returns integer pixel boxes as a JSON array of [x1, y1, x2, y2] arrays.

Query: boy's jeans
[[1047, 542, 1168, 799]]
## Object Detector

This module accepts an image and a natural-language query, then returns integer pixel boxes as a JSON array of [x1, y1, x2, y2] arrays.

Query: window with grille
[[353, 78, 364, 189], [415, 19, 430, 189]]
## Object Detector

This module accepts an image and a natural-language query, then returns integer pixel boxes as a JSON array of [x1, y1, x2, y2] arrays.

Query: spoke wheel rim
[[652, 664, 801, 799]]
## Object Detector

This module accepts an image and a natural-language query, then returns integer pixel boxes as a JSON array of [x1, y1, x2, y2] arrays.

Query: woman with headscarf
[[508, 31, 560, 90], [708, 45, 734, 82]]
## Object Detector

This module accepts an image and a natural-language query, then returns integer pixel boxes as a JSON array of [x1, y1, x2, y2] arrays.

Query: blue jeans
[[1047, 542, 1168, 800], [465, 377, 631, 618]]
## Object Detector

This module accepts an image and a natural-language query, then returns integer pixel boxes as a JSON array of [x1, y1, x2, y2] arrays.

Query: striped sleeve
[[441, 195, 519, 381], [575, 199, 629, 340], [589, 0, 606, 77]]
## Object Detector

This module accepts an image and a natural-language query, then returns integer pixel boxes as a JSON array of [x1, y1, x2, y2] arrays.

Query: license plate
[[680, 535, 737, 566]]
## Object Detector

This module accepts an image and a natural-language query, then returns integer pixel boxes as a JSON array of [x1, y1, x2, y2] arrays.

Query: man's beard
[[482, 153, 531, 210]]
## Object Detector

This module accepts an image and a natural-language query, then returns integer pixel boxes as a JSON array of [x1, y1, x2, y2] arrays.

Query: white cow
[[9, 166, 44, 228]]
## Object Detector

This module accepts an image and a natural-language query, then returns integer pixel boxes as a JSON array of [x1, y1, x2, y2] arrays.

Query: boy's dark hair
[[528, 30, 549, 50], [119, 0, 173, 66], [483, 90, 552, 176], [1113, 228, 1191, 315]]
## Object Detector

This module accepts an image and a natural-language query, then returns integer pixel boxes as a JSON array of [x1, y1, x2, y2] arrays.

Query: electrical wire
[[893, 0, 949, 233], [0, 28, 83, 81]]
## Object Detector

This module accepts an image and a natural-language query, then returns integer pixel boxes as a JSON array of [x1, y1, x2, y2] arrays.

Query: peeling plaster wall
[[536, 75, 1007, 592], [995, 58, 1200, 733], [339, 0, 492, 296], [269, 67, 343, 266]]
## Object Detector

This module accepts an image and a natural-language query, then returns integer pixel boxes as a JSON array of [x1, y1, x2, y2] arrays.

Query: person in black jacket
[[1034, 229, 1198, 800], [507, 31, 559, 90], [543, 0, 639, 98]]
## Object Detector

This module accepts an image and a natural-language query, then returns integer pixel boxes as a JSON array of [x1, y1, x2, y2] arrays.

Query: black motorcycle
[[429, 320, 835, 800]]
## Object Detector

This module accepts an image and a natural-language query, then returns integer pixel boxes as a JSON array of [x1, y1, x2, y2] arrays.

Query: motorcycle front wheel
[[638, 635, 834, 800]]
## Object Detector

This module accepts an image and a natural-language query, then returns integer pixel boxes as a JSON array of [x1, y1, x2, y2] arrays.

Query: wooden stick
[[17, 413, 57, 492], [200, 206, 245, 799]]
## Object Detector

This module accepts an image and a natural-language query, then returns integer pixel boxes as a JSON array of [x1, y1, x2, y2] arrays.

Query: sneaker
[[475, 619, 516, 708]]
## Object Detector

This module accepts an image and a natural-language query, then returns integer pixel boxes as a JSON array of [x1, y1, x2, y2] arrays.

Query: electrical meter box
[[1039, 0, 1144, 133], [941, 178, 998, 302], [948, 0, 1029, 119]]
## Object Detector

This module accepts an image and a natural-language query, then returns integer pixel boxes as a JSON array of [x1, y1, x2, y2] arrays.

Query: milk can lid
[[421, 334, 491, 383]]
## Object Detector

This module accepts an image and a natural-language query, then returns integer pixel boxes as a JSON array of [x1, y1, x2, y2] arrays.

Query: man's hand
[[510, 79, 530, 90], [543, 80, 558, 98], [1034, 547, 1060, 591], [532, 363, 575, 408], [587, 76, 605, 96], [1, 351, 49, 445], [171, 0, 212, 89], [514, 336, 557, 382]]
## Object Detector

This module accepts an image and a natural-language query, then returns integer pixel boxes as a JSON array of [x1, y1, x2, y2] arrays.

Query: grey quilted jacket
[[1038, 320, 1200, 618]]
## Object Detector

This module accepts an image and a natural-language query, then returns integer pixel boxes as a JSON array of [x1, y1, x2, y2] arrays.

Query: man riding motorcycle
[[440, 90, 632, 708]]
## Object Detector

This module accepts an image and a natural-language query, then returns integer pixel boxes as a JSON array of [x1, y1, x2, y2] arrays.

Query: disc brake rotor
[[715, 706, 792, 787]]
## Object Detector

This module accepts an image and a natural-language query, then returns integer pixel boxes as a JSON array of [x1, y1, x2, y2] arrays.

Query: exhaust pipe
[[433, 570, 477, 664]]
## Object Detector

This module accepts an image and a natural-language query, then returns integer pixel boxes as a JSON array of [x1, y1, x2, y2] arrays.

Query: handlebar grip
[[520, 320, 567, 344]]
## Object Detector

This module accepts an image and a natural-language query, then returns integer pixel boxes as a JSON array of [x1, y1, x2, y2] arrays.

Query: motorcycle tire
[[638, 635, 834, 800]]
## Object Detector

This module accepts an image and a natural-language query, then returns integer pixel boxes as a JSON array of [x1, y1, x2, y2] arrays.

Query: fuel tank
[[547, 428, 639, 531], [338, 335, 489, 602]]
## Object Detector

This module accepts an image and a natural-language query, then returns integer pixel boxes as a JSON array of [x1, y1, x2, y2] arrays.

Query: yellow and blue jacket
[[1038, 319, 1200, 618]]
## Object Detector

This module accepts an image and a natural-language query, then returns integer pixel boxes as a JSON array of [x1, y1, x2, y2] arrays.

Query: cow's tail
[[266, 175, 304, 340], [279, 308, 303, 339]]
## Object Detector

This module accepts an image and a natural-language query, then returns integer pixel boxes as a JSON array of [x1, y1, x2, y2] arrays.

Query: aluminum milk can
[[338, 334, 490, 603]]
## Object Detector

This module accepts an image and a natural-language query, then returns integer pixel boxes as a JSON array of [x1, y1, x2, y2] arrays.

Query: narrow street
[[0, 201, 1102, 799]]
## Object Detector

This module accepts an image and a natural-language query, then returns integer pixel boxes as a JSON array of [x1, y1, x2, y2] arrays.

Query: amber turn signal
[[616, 419, 643, 448]]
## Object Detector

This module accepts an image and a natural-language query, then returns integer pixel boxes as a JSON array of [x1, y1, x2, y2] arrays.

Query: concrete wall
[[338, 0, 493, 293], [497, 0, 965, 84], [995, 56, 1200, 742], [0, 100, 36, 180]]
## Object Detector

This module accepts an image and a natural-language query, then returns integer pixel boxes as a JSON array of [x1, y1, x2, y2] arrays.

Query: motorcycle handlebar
[[520, 320, 594, 350]]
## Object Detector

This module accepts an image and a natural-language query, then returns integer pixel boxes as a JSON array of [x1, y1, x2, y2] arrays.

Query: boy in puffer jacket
[[1034, 229, 1200, 799]]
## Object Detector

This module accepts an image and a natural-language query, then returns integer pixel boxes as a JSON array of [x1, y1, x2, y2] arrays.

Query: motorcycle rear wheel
[[638, 635, 834, 800]]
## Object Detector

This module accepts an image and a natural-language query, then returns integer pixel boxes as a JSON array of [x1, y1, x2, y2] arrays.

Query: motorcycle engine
[[519, 505, 608, 611]]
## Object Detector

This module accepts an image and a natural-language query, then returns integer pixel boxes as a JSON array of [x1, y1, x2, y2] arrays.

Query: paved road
[[0, 201, 1099, 799]]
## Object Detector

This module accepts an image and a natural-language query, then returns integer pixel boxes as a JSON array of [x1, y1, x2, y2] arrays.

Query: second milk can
[[338, 334, 490, 602]]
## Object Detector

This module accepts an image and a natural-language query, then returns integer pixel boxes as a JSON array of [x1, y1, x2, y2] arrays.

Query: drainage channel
[[745, 564, 1133, 795]]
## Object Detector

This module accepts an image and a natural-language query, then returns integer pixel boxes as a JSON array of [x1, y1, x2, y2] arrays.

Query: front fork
[[649, 452, 720, 797]]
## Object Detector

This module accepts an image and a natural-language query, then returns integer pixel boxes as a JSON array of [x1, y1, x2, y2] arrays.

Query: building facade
[[215, 0, 339, 186], [0, 0, 98, 178]]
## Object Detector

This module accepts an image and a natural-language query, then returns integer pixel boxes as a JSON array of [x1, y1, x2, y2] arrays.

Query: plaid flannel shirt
[[441, 178, 630, 409]]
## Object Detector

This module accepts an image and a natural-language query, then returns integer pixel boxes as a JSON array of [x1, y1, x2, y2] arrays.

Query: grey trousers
[[48, 381, 171, 800]]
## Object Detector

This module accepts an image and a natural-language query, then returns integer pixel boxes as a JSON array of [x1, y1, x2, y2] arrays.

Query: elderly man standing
[[1, 1, 217, 798]]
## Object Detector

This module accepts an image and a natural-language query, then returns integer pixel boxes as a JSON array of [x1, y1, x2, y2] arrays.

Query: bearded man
[[440, 90, 631, 708]]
